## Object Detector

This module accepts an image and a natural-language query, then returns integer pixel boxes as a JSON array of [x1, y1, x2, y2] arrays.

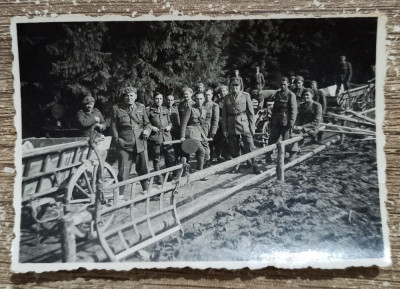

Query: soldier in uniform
[[76, 96, 106, 137], [196, 82, 206, 94], [222, 79, 260, 174], [252, 66, 265, 92], [110, 86, 152, 197], [165, 94, 181, 163], [294, 88, 322, 143], [288, 71, 296, 91], [146, 92, 175, 184], [292, 76, 306, 105], [310, 80, 327, 115], [180, 92, 216, 171], [335, 55, 353, 96], [266, 77, 298, 162], [213, 85, 230, 162], [204, 88, 220, 166], [230, 69, 244, 92], [178, 86, 195, 121]]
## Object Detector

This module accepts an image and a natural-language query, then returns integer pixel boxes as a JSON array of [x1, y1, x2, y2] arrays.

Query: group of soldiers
[[75, 56, 351, 198]]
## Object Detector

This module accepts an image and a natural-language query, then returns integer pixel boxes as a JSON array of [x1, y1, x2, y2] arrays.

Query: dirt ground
[[18, 136, 383, 264], [149, 140, 383, 262]]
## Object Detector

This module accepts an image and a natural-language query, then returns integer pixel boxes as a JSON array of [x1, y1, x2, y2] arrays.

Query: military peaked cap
[[120, 86, 137, 95], [182, 86, 193, 94], [82, 96, 95, 104]]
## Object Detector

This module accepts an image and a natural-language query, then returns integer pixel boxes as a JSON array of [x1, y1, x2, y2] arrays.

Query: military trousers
[[228, 133, 257, 165], [147, 140, 176, 168], [267, 124, 299, 156], [117, 148, 150, 193]]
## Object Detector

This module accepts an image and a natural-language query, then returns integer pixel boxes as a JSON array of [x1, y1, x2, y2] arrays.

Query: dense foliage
[[17, 18, 377, 137]]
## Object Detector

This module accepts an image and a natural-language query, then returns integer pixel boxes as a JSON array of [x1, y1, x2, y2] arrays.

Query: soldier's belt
[[119, 125, 142, 131], [228, 112, 245, 117]]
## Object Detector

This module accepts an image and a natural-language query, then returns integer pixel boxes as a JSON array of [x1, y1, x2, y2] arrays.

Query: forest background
[[16, 18, 377, 137]]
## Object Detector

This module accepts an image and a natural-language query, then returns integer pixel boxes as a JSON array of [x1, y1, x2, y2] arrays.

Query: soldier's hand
[[96, 123, 105, 131], [142, 130, 150, 138], [165, 125, 172, 132], [94, 116, 100, 123], [180, 137, 185, 142], [151, 126, 160, 133]]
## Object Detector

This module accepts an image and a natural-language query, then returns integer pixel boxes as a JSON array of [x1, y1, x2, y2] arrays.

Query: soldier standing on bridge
[[266, 77, 298, 163], [335, 55, 353, 96], [110, 86, 152, 196], [230, 69, 244, 92], [146, 92, 175, 184], [222, 78, 260, 174], [252, 66, 265, 93]]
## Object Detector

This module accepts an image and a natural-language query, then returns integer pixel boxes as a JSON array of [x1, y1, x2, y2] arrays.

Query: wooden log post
[[60, 213, 76, 262], [277, 141, 285, 182]]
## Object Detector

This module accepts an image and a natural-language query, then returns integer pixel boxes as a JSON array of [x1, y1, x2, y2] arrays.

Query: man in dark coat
[[110, 86, 152, 196], [76, 96, 106, 137], [146, 92, 175, 184], [166, 94, 181, 163], [335, 55, 353, 96], [213, 85, 230, 162], [266, 77, 298, 162], [222, 79, 260, 174], [180, 92, 216, 171], [294, 88, 322, 143], [204, 87, 220, 166]]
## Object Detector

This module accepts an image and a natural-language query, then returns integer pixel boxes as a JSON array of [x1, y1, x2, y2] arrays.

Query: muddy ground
[[18, 137, 384, 264], [148, 140, 383, 262]]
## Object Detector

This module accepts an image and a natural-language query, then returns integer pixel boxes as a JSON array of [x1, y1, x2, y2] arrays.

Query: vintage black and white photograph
[[11, 15, 389, 271]]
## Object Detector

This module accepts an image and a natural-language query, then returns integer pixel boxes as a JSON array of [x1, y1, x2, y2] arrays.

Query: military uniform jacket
[[167, 105, 180, 139], [222, 91, 255, 135], [204, 101, 219, 137], [180, 103, 214, 141], [295, 100, 322, 132], [178, 99, 194, 120], [292, 87, 306, 105], [271, 89, 297, 127], [146, 105, 173, 144], [312, 88, 327, 114], [252, 72, 265, 89], [110, 103, 152, 153], [76, 108, 105, 137], [337, 61, 353, 82]]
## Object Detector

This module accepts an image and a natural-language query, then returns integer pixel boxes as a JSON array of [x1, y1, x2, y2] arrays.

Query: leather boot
[[252, 164, 261, 175], [153, 161, 163, 185], [141, 179, 149, 192], [287, 152, 297, 162]]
